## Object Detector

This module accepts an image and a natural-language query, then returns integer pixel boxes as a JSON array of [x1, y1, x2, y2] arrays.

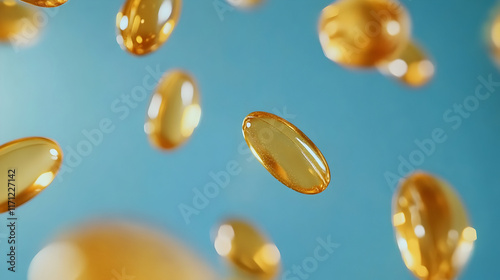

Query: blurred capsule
[[28, 221, 217, 280], [378, 41, 434, 87], [318, 0, 411, 67], [145, 70, 201, 150], [0, 0, 40, 44], [116, 0, 182, 55], [392, 171, 475, 280], [242, 112, 330, 194], [214, 219, 280, 279], [0, 137, 63, 213], [490, 10, 500, 64], [21, 0, 67, 7], [226, 0, 263, 9]]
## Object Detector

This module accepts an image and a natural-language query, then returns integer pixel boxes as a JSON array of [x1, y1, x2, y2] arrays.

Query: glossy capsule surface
[[116, 0, 182, 55], [145, 70, 201, 150], [214, 219, 280, 279], [0, 0, 38, 42], [0, 137, 63, 213], [28, 222, 217, 280], [242, 112, 330, 194], [318, 0, 411, 67], [227, 0, 263, 9], [392, 172, 476, 280], [21, 0, 67, 7], [379, 41, 434, 87]]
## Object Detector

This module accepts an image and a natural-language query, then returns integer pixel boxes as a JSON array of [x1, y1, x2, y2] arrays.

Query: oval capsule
[[145, 70, 201, 150], [20, 0, 67, 7], [318, 0, 411, 67], [214, 219, 280, 279], [392, 171, 476, 280], [116, 0, 182, 55], [28, 221, 217, 280], [378, 41, 434, 87], [0, 137, 63, 213], [490, 11, 500, 65], [242, 112, 330, 194], [0, 0, 39, 43]]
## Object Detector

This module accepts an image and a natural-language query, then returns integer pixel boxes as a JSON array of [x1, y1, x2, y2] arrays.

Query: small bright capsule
[[20, 0, 67, 7], [318, 0, 411, 67], [0, 0, 39, 43], [0, 137, 63, 213], [214, 219, 280, 279], [116, 0, 182, 55], [378, 41, 434, 87], [242, 112, 330, 194], [145, 70, 201, 150], [28, 222, 217, 280], [226, 0, 263, 9], [392, 171, 475, 280]]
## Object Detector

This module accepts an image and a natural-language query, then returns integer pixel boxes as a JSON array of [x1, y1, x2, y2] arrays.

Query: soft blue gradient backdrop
[[0, 0, 499, 279]]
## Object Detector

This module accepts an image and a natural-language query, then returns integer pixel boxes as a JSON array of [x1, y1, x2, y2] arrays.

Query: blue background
[[1, 0, 499, 279]]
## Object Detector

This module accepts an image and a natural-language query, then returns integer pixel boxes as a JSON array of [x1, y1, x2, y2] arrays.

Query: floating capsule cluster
[[318, 0, 434, 87], [0, 0, 486, 279]]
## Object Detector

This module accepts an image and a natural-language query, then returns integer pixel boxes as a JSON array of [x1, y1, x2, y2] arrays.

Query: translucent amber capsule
[[116, 0, 182, 55], [145, 70, 201, 150], [242, 112, 330, 194], [0, 137, 63, 213], [318, 0, 411, 67], [392, 172, 476, 280], [20, 0, 67, 7], [227, 0, 263, 9], [0, 0, 39, 42], [214, 219, 281, 279], [28, 221, 217, 280], [490, 11, 500, 64], [378, 41, 434, 87]]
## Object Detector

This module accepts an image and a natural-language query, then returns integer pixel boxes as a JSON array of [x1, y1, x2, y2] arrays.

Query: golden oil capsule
[[378, 41, 434, 87], [392, 171, 476, 280], [227, 0, 263, 9], [214, 219, 281, 279], [20, 0, 67, 7], [0, 0, 39, 42], [242, 112, 330, 194], [116, 0, 182, 56], [0, 137, 63, 213], [490, 11, 500, 64], [318, 0, 411, 67], [145, 70, 201, 150], [28, 221, 217, 280]]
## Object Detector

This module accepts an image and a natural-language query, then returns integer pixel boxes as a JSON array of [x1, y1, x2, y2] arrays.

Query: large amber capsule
[[214, 219, 281, 279], [242, 112, 330, 194], [0, 0, 39, 42], [0, 137, 63, 213], [392, 172, 476, 280], [318, 0, 411, 67], [116, 0, 182, 55], [378, 41, 434, 87], [28, 221, 218, 280], [145, 70, 201, 150], [20, 0, 67, 7]]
